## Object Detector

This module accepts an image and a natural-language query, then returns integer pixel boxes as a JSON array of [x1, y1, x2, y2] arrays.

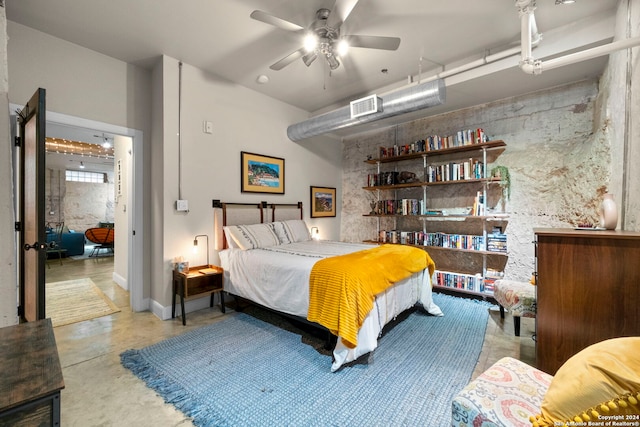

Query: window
[[65, 170, 106, 183]]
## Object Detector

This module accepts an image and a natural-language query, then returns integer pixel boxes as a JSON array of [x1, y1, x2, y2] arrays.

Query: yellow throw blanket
[[307, 244, 435, 349]]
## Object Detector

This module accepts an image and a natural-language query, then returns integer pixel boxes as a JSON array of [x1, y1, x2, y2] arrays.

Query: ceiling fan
[[250, 0, 401, 71]]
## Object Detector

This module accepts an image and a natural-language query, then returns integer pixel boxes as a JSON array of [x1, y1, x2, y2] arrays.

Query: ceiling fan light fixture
[[303, 52, 318, 67], [252, 3, 401, 72], [327, 55, 340, 70], [336, 39, 349, 57], [304, 33, 318, 52]]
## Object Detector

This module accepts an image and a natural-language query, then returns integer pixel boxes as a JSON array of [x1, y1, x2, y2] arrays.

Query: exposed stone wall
[[44, 168, 65, 226], [341, 79, 610, 281], [45, 167, 115, 232]]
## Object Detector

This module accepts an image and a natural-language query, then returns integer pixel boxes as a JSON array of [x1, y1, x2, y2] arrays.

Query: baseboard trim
[[151, 295, 214, 321], [112, 271, 127, 290]]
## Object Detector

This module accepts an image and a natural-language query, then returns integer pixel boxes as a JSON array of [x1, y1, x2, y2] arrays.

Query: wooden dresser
[[534, 228, 640, 374]]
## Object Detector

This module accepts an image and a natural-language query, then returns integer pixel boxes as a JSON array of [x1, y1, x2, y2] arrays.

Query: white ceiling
[[6, 0, 619, 138], [46, 151, 114, 173]]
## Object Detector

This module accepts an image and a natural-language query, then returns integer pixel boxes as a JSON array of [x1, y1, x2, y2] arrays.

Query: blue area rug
[[121, 293, 489, 427]]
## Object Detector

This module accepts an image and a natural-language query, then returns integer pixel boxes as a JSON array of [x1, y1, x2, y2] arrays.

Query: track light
[[79, 161, 85, 169]]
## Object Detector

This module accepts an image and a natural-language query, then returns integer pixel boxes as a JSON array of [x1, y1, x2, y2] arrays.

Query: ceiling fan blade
[[250, 10, 304, 32], [326, 0, 360, 29], [270, 47, 306, 70], [343, 35, 401, 51]]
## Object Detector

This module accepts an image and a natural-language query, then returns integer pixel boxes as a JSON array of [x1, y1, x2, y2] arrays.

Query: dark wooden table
[[0, 318, 65, 426]]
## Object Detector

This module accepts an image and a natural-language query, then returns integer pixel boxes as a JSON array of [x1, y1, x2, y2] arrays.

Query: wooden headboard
[[212, 200, 303, 249]]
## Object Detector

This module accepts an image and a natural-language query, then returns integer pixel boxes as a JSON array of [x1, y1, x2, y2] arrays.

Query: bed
[[213, 201, 443, 372]]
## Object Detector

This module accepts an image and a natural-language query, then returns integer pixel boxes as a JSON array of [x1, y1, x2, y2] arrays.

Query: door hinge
[[15, 222, 22, 232], [14, 136, 21, 147], [17, 305, 24, 317]]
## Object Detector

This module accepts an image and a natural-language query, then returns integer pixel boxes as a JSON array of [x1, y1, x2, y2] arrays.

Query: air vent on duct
[[350, 95, 382, 119], [287, 79, 446, 142]]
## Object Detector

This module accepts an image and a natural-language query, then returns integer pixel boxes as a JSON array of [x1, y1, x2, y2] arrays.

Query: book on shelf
[[426, 159, 484, 183], [483, 268, 505, 293], [486, 231, 507, 253], [434, 270, 486, 293], [377, 230, 484, 250], [472, 191, 485, 216], [425, 128, 488, 151], [424, 232, 484, 251], [373, 128, 491, 160], [370, 199, 423, 215], [378, 139, 427, 159], [198, 267, 219, 275]]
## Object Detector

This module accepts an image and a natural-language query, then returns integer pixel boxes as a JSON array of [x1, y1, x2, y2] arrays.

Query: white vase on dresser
[[599, 193, 618, 230]]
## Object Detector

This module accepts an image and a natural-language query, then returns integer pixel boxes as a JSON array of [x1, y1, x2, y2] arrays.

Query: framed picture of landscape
[[310, 186, 336, 218], [241, 151, 285, 194]]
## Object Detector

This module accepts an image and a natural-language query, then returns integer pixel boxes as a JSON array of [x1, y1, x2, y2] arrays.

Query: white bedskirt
[[220, 240, 443, 371]]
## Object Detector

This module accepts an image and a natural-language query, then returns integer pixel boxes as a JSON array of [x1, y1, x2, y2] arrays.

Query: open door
[[16, 88, 47, 322]]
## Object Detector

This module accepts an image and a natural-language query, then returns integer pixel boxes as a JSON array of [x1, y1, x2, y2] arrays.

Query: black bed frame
[[213, 200, 336, 349]]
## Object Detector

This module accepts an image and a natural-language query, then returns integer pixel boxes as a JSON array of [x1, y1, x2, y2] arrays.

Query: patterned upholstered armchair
[[453, 337, 640, 427], [452, 357, 551, 426]]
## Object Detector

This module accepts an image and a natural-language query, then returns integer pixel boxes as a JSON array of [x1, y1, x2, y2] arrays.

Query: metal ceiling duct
[[287, 79, 446, 142]]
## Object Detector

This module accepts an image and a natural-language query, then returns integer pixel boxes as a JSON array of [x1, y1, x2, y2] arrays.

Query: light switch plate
[[176, 199, 189, 211], [203, 121, 213, 134]]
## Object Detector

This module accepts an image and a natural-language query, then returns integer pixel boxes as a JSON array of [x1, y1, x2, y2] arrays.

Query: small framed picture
[[241, 151, 285, 194], [310, 186, 336, 218]]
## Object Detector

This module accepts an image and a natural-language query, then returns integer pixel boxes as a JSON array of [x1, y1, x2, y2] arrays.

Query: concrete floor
[[45, 256, 535, 426]]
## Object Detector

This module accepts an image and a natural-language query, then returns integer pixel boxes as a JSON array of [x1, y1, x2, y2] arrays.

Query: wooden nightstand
[[172, 264, 225, 325]]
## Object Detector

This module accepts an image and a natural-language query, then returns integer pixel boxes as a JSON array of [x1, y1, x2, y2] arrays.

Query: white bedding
[[219, 240, 443, 371]]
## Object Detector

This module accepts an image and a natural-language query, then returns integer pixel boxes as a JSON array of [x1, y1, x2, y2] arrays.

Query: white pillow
[[225, 223, 280, 250], [277, 219, 311, 244], [222, 226, 240, 249]]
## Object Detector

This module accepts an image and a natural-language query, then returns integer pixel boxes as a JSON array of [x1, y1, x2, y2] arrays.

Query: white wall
[[6, 20, 152, 306], [0, 5, 18, 327], [4, 21, 344, 320], [6, 21, 151, 132], [113, 135, 131, 288], [150, 56, 342, 317]]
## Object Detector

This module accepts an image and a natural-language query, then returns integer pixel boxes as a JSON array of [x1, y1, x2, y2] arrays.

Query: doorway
[[12, 105, 146, 312]]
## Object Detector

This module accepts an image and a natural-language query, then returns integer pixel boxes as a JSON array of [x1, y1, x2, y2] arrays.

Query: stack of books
[[434, 270, 485, 293], [486, 230, 507, 253], [483, 268, 505, 293]]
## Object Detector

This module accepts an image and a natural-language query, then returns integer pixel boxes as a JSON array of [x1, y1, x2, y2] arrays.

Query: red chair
[[84, 227, 114, 257]]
